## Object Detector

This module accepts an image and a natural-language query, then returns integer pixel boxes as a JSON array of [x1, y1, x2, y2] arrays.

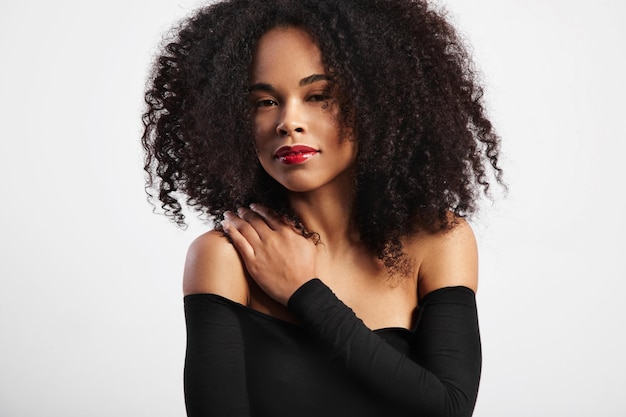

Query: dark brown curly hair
[[142, 0, 503, 272]]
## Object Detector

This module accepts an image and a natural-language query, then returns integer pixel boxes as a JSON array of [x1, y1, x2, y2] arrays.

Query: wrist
[[287, 278, 323, 308]]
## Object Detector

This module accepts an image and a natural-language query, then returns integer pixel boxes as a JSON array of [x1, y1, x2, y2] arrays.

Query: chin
[[279, 183, 317, 193], [263, 170, 317, 194]]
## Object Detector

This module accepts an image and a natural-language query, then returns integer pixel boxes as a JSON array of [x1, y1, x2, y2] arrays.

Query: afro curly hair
[[142, 0, 503, 272]]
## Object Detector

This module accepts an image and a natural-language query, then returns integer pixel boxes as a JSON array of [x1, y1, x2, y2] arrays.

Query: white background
[[1, 1, 624, 416]]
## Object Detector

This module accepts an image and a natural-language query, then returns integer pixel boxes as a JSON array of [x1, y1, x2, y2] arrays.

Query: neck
[[287, 176, 358, 251]]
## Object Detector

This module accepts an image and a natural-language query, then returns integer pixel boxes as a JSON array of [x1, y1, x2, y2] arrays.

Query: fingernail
[[237, 207, 245, 216], [221, 220, 231, 231], [249, 203, 258, 210], [224, 211, 234, 219]]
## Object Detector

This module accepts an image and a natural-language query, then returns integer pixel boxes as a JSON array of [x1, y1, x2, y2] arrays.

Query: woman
[[142, 0, 503, 416]]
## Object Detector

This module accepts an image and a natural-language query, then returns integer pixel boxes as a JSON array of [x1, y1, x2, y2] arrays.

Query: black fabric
[[184, 279, 481, 417]]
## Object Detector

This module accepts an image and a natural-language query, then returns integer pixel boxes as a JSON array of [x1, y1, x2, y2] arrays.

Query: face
[[249, 26, 357, 194]]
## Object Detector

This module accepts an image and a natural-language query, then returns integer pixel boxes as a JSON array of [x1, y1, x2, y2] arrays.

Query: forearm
[[288, 279, 481, 417], [184, 294, 251, 417]]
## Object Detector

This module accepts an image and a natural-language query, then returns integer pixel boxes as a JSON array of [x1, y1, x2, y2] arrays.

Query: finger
[[221, 218, 256, 260], [237, 207, 275, 237], [248, 203, 289, 230], [223, 211, 263, 246]]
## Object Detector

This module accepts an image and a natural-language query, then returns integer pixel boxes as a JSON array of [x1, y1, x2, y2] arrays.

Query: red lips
[[275, 145, 319, 165]]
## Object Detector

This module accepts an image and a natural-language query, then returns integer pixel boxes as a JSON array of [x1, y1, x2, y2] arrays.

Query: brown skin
[[183, 27, 478, 331]]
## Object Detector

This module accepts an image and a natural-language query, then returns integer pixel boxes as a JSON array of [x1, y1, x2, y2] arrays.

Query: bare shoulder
[[183, 230, 249, 304], [411, 218, 479, 299]]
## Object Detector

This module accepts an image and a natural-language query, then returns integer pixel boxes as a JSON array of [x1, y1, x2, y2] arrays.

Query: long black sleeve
[[184, 294, 251, 417], [287, 279, 482, 417]]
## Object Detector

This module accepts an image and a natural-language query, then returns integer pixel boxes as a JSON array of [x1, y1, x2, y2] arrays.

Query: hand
[[221, 204, 318, 305]]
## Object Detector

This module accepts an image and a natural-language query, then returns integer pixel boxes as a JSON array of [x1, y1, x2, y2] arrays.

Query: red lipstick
[[275, 145, 319, 165]]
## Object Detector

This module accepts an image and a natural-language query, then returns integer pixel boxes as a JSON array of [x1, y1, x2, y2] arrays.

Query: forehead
[[250, 26, 325, 82]]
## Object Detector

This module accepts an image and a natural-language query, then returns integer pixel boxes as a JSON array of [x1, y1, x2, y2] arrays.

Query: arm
[[223, 207, 481, 416], [184, 294, 251, 417], [288, 279, 481, 417], [183, 231, 251, 417], [286, 221, 481, 416]]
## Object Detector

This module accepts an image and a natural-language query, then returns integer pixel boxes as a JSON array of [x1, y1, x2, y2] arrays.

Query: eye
[[308, 94, 331, 103], [255, 98, 278, 107]]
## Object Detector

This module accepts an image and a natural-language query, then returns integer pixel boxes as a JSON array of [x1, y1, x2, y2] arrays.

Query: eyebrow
[[299, 74, 330, 87], [248, 73, 331, 93]]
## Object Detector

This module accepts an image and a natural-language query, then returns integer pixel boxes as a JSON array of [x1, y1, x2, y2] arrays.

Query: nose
[[276, 100, 307, 137]]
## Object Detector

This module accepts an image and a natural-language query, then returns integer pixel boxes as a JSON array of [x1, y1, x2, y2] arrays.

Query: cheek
[[252, 136, 271, 167], [253, 118, 276, 148], [344, 140, 358, 165], [319, 119, 345, 149]]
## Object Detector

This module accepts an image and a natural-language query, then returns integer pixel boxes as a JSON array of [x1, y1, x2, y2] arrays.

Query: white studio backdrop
[[0, 1, 624, 416]]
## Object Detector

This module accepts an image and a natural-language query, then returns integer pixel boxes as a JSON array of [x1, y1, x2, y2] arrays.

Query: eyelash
[[255, 99, 278, 107], [309, 94, 330, 102], [252, 92, 332, 108]]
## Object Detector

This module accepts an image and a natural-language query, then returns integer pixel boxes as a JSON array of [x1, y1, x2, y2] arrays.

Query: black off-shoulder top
[[184, 279, 481, 417]]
